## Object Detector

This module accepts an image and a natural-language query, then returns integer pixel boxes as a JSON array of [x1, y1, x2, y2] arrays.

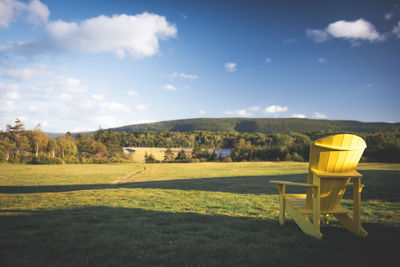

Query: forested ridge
[[108, 118, 400, 134], [1, 118, 400, 164]]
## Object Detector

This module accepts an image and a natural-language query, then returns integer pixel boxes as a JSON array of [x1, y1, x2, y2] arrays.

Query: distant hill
[[108, 118, 400, 135]]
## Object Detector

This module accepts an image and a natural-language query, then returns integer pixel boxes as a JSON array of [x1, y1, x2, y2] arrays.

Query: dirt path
[[111, 167, 146, 184]]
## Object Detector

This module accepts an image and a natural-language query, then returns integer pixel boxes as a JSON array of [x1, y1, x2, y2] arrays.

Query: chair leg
[[334, 177, 368, 237], [286, 201, 323, 239], [334, 213, 368, 237], [353, 177, 362, 234], [279, 194, 285, 225], [276, 184, 286, 225]]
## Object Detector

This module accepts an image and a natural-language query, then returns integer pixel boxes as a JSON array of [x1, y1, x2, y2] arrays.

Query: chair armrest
[[270, 180, 317, 187], [310, 168, 363, 178]]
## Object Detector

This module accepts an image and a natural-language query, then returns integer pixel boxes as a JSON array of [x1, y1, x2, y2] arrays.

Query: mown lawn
[[0, 162, 399, 266]]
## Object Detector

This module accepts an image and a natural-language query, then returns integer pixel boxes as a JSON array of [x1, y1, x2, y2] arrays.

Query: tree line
[[1, 119, 399, 164], [117, 129, 400, 163], [0, 119, 124, 164]]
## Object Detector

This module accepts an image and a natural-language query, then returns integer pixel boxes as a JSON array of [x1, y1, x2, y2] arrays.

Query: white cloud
[[199, 109, 206, 114], [138, 119, 152, 124], [28, 105, 39, 112], [39, 120, 48, 127], [0, 100, 16, 112], [248, 106, 260, 112], [90, 115, 124, 130], [292, 114, 306, 118], [91, 93, 105, 101], [364, 83, 373, 88], [5, 63, 52, 81], [326, 19, 383, 41], [135, 104, 148, 111], [99, 101, 131, 113], [59, 93, 72, 101], [312, 112, 327, 119], [61, 98, 131, 129], [393, 21, 400, 38], [282, 38, 298, 44], [0, 0, 21, 27], [224, 106, 265, 117], [127, 90, 139, 97], [263, 105, 288, 114], [318, 57, 327, 64], [55, 77, 87, 93], [34, 76, 87, 100], [170, 72, 198, 80], [307, 19, 385, 44], [0, 0, 49, 27], [162, 84, 177, 91], [0, 76, 139, 132], [0, 82, 20, 124], [265, 57, 272, 63], [1, 12, 177, 59], [0, 82, 20, 100], [306, 29, 330, 43], [236, 109, 252, 117], [385, 12, 394, 21], [26, 0, 49, 25], [44, 13, 177, 59], [224, 109, 253, 117], [224, 62, 237, 72]]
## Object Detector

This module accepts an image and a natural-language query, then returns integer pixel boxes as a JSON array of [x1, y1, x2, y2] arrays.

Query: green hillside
[[110, 118, 400, 134]]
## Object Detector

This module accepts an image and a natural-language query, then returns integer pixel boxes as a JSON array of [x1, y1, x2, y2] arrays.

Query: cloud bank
[[0, 0, 49, 27], [1, 10, 177, 59]]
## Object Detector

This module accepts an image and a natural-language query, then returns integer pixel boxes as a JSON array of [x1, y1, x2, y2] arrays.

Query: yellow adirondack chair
[[270, 134, 368, 239]]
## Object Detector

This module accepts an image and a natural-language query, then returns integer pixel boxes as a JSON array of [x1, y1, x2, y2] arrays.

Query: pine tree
[[164, 147, 174, 161], [175, 149, 187, 161], [191, 144, 202, 159]]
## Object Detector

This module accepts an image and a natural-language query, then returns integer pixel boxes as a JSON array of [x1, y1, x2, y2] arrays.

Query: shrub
[[145, 153, 160, 163], [30, 153, 63, 164], [220, 156, 232, 162], [9, 152, 33, 164], [64, 156, 79, 164], [291, 152, 304, 162]]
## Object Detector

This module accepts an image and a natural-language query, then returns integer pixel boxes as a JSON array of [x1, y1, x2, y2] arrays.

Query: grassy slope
[[0, 162, 399, 266], [110, 118, 400, 134]]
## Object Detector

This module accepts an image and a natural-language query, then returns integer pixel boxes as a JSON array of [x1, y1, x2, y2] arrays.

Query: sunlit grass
[[0, 163, 143, 185], [128, 147, 168, 162], [0, 162, 399, 266]]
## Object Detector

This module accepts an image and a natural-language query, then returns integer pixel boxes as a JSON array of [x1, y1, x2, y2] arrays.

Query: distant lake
[[209, 149, 232, 156]]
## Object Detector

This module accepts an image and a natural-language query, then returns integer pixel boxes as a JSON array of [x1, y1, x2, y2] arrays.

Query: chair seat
[[286, 194, 349, 215]]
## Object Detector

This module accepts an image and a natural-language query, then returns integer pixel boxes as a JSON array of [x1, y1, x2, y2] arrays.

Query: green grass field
[[1, 162, 399, 266]]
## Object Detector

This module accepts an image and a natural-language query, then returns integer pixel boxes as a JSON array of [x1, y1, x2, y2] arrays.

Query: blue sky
[[0, 0, 399, 132]]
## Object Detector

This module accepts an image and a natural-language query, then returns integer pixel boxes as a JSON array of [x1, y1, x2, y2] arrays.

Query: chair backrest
[[306, 134, 367, 211]]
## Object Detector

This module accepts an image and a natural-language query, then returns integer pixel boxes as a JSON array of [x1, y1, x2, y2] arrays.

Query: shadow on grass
[[0, 206, 398, 267], [1, 170, 399, 201]]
